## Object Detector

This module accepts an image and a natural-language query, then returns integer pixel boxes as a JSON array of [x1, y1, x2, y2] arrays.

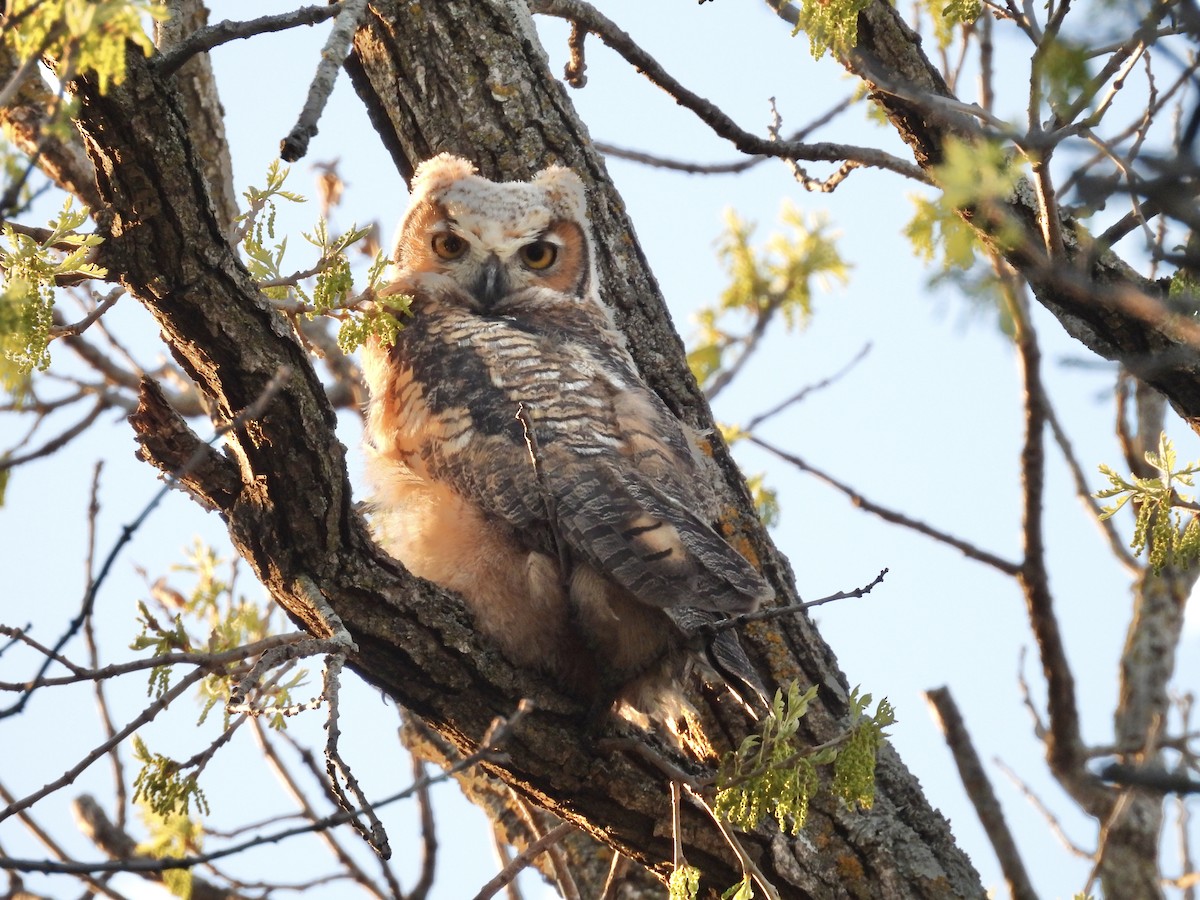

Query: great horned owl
[[362, 154, 772, 721]]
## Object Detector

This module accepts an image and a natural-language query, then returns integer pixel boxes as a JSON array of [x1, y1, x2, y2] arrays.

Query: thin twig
[[408, 755, 438, 900], [252, 720, 390, 899], [1005, 271, 1087, 787], [49, 288, 122, 339], [0, 782, 126, 900], [994, 756, 1092, 858], [1042, 395, 1140, 573], [0, 703, 531, 876], [470, 823, 574, 900], [701, 569, 888, 636], [0, 669, 206, 824], [744, 342, 870, 431], [748, 435, 1021, 575]]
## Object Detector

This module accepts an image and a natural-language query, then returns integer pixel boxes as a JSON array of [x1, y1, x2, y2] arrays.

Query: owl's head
[[392, 154, 599, 312]]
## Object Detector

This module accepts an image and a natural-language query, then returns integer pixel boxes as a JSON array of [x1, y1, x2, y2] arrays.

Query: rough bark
[[58, 2, 991, 897]]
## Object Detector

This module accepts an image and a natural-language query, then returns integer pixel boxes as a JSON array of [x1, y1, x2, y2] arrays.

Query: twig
[[744, 342, 870, 430], [279, 0, 370, 161], [924, 687, 1037, 900], [748, 435, 1021, 575], [0, 782, 126, 900], [594, 95, 856, 175], [682, 784, 781, 900], [0, 631, 311, 692], [1042, 394, 1140, 573], [470, 822, 574, 900], [49, 288, 122, 338], [409, 755, 438, 900], [323, 653, 391, 858], [528, 0, 929, 184], [564, 20, 587, 87], [598, 849, 629, 900], [994, 756, 1091, 858], [701, 569, 888, 636], [251, 720, 391, 900], [0, 396, 108, 471], [1005, 273, 1087, 786], [155, 3, 345, 77], [509, 796, 579, 900], [0, 669, 206, 824], [0, 703, 531, 876], [81, 462, 128, 832]]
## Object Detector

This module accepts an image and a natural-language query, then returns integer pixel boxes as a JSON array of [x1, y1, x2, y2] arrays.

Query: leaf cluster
[[1096, 433, 1200, 573], [0, 198, 105, 391], [4, 0, 164, 94], [237, 161, 401, 352], [790, 0, 873, 59], [688, 204, 847, 389], [713, 682, 895, 837], [669, 864, 702, 900], [130, 734, 210, 819], [136, 798, 205, 898], [919, 0, 983, 50]]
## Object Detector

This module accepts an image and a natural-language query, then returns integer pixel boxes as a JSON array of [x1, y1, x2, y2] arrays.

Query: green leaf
[[669, 864, 702, 900], [5, 0, 165, 95], [790, 0, 873, 59]]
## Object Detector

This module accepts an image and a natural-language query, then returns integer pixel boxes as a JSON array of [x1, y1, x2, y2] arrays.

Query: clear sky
[[2, 2, 1197, 898]]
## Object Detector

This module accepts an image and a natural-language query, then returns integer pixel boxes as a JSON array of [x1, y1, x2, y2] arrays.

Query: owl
[[361, 154, 773, 723]]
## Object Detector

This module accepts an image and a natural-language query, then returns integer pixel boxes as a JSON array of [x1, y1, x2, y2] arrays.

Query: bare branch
[[155, 3, 345, 77], [0, 782, 126, 900], [49, 288, 123, 339], [252, 721, 391, 899], [701, 569, 888, 636], [0, 704, 531, 877], [279, 0, 371, 162], [744, 342, 870, 431], [994, 756, 1092, 859], [924, 687, 1038, 900], [1098, 762, 1200, 795], [0, 669, 206, 824], [471, 822, 574, 900], [748, 435, 1021, 575], [0, 397, 108, 471], [594, 95, 855, 175], [529, 0, 929, 184], [1004, 270, 1090, 797]]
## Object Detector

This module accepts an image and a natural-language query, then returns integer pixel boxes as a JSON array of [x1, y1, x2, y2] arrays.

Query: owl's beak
[[472, 254, 508, 310]]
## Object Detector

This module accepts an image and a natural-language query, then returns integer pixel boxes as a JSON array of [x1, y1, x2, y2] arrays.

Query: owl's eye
[[431, 232, 467, 260], [519, 240, 558, 270]]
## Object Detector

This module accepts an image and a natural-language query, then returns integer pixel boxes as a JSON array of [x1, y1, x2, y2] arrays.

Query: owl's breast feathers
[[366, 292, 773, 618]]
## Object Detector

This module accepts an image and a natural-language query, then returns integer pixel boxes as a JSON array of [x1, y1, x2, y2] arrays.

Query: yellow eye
[[519, 240, 557, 270], [431, 232, 467, 260]]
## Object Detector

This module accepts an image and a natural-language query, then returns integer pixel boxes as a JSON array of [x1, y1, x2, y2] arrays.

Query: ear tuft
[[411, 153, 478, 197], [532, 164, 587, 222]]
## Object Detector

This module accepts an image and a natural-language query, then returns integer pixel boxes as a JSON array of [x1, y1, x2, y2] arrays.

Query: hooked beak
[[471, 254, 508, 310]]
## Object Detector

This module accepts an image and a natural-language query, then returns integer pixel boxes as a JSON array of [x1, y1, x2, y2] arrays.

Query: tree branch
[[529, 0, 930, 185], [154, 3, 345, 77], [748, 435, 1021, 576], [924, 687, 1038, 900]]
